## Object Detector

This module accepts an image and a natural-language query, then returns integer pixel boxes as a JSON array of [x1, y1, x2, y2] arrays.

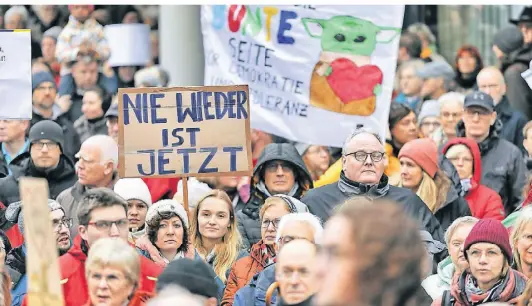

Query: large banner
[[201, 5, 404, 147]]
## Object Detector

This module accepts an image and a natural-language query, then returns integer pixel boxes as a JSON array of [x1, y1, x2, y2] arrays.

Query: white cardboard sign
[[105, 24, 152, 67]]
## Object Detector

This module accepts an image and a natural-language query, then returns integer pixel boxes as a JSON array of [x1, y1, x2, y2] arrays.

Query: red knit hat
[[464, 219, 512, 263], [398, 138, 438, 178]]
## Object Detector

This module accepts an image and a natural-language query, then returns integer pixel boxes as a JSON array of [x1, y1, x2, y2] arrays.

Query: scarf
[[256, 181, 300, 198], [464, 272, 510, 304], [460, 179, 472, 194], [259, 243, 276, 266], [128, 225, 146, 243], [337, 171, 389, 198]]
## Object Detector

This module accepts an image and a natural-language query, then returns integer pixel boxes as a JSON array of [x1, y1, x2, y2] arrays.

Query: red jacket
[[442, 138, 505, 220], [22, 235, 162, 306]]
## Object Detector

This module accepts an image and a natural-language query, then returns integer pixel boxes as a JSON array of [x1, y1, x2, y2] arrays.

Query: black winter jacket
[[432, 180, 472, 232], [455, 119, 527, 215], [501, 43, 532, 120], [236, 143, 312, 249], [495, 96, 528, 153], [301, 172, 445, 246], [0, 152, 77, 228]]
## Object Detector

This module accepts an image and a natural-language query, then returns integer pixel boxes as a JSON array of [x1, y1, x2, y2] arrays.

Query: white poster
[[0, 30, 32, 120], [105, 24, 151, 67], [201, 5, 405, 147]]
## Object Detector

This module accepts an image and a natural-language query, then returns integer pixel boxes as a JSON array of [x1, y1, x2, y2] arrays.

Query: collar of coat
[[337, 171, 390, 198]]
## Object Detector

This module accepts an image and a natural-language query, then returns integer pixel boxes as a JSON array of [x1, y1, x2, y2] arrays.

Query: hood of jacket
[[451, 269, 527, 304], [455, 118, 503, 156], [6, 246, 26, 276], [437, 256, 455, 286], [253, 143, 313, 191], [502, 43, 532, 73], [442, 138, 483, 190], [68, 235, 88, 263], [439, 154, 465, 197], [9, 152, 76, 183]]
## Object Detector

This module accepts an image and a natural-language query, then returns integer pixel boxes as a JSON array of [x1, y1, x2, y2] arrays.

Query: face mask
[[521, 60, 532, 90]]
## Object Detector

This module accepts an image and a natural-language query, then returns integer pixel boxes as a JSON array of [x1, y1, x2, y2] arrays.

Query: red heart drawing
[[326, 58, 383, 103]]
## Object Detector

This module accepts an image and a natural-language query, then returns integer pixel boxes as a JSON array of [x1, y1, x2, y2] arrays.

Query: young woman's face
[[399, 157, 424, 190], [127, 199, 148, 230], [155, 216, 184, 255], [198, 197, 231, 240], [457, 52, 477, 74], [517, 222, 532, 268]]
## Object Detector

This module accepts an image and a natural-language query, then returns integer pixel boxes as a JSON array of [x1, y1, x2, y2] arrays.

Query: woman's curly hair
[[147, 211, 189, 255]]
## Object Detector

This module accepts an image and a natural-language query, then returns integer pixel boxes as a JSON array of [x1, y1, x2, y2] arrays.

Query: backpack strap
[[441, 290, 455, 306]]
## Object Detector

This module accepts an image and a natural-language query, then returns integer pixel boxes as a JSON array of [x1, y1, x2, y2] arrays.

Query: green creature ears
[[377, 26, 401, 44], [302, 18, 326, 39]]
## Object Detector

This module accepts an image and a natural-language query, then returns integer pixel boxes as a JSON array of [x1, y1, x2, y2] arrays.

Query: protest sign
[[105, 24, 151, 67], [201, 5, 404, 147], [20, 178, 64, 306], [0, 29, 32, 120], [118, 85, 253, 179]]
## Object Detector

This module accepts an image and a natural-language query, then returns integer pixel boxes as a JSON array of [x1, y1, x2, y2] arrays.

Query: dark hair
[[147, 212, 189, 255], [84, 86, 112, 113], [0, 230, 12, 255], [400, 32, 423, 59], [335, 197, 425, 306], [77, 188, 128, 226]]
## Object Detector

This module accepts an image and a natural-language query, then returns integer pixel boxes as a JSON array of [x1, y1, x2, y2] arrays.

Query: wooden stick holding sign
[[117, 85, 253, 211], [19, 177, 65, 306]]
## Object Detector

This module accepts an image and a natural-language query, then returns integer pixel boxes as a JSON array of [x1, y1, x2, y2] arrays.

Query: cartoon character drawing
[[302, 16, 400, 116]]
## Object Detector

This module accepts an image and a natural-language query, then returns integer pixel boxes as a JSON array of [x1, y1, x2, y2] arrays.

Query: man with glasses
[[477, 67, 528, 150], [31, 71, 81, 161], [237, 143, 313, 249], [4, 199, 72, 306], [455, 91, 526, 215], [0, 120, 77, 207], [57, 134, 118, 237], [302, 127, 445, 245], [41, 188, 161, 306], [0, 119, 30, 178], [104, 102, 119, 143]]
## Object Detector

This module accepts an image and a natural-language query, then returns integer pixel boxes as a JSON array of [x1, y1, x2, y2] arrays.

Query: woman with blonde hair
[[511, 205, 532, 279], [393, 138, 471, 231], [85, 237, 153, 306], [190, 189, 245, 300]]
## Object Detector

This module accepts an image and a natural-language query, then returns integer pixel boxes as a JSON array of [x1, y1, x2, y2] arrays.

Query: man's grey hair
[[81, 135, 119, 170], [276, 212, 324, 245], [341, 127, 383, 156], [444, 216, 479, 246], [438, 92, 465, 109], [4, 6, 29, 27]]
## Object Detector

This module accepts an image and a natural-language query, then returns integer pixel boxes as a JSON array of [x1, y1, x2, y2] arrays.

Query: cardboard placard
[[118, 85, 253, 178], [0, 29, 32, 120], [104, 24, 152, 67], [20, 177, 64, 306]]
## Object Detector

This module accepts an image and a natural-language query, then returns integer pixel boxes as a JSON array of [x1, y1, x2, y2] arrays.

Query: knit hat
[[416, 60, 455, 81], [32, 71, 56, 92], [146, 199, 189, 229], [389, 102, 414, 130], [464, 219, 512, 263], [42, 26, 62, 42], [114, 178, 152, 207], [175, 178, 213, 211], [398, 138, 439, 178], [28, 120, 65, 153], [134, 66, 165, 88], [5, 199, 64, 237], [105, 103, 119, 119], [493, 26, 524, 55], [417, 100, 440, 126], [156, 258, 218, 298]]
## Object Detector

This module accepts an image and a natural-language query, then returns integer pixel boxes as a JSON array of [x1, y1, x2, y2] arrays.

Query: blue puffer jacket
[[233, 263, 276, 306]]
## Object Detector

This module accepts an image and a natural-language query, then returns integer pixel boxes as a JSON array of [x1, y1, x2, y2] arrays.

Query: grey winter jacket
[[236, 143, 313, 249], [455, 119, 527, 215], [73, 115, 108, 143]]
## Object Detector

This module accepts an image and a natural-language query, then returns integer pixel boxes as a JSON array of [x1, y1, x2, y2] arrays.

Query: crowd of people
[[3, 3, 532, 306]]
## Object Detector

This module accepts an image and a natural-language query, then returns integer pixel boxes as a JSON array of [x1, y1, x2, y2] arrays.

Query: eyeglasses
[[447, 156, 473, 164], [420, 121, 441, 128], [467, 248, 503, 259], [52, 218, 73, 231], [278, 235, 311, 245], [87, 219, 128, 232], [441, 111, 462, 119], [265, 161, 293, 173], [32, 141, 59, 150], [344, 151, 385, 162], [277, 268, 312, 280], [35, 85, 56, 92], [465, 108, 492, 117], [261, 218, 281, 229], [106, 118, 118, 127]]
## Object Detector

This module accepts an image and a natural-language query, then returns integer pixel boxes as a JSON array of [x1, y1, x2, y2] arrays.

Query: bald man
[[275, 239, 318, 306], [57, 134, 119, 237], [477, 66, 528, 151]]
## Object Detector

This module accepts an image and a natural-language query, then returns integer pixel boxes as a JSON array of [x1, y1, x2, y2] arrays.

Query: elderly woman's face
[[440, 101, 463, 137], [155, 216, 184, 256], [260, 203, 290, 245], [87, 265, 135, 306], [448, 223, 475, 273]]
